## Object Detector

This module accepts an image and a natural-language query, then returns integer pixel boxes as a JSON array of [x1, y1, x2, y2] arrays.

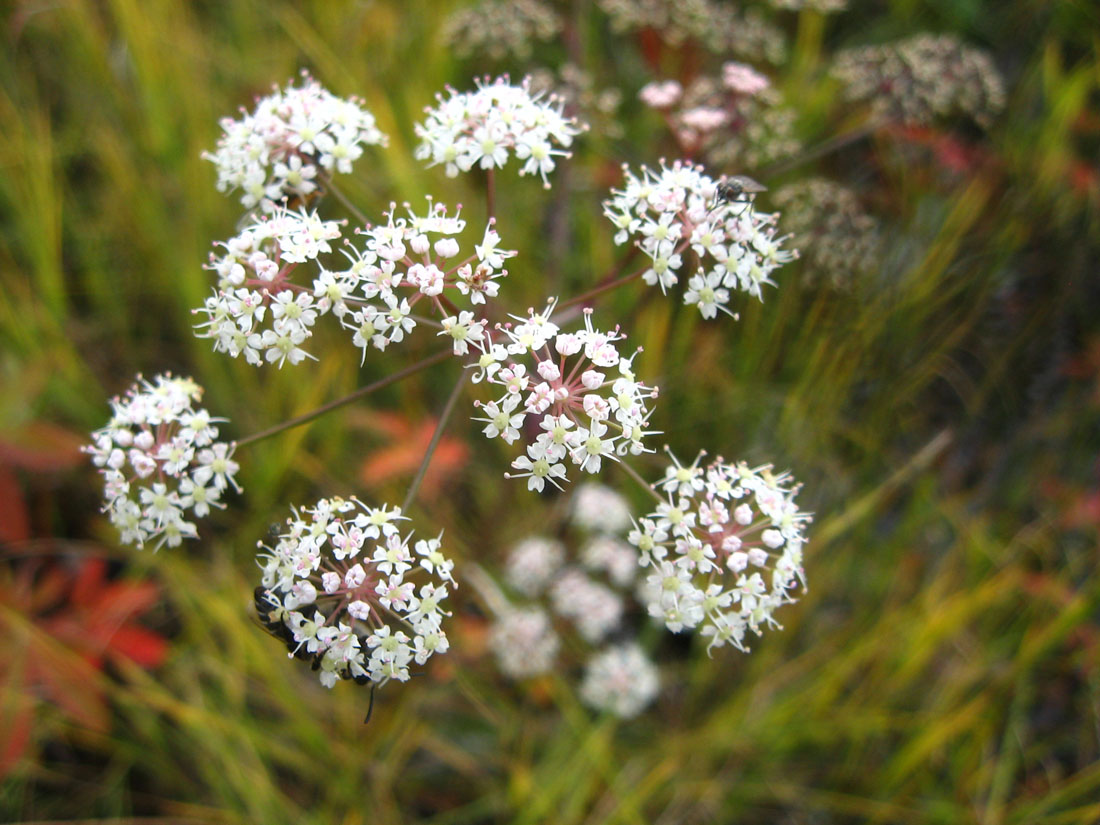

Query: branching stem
[[401, 370, 470, 512], [235, 350, 452, 448]]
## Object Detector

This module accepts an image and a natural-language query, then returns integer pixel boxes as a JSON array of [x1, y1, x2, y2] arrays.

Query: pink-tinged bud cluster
[[83, 374, 240, 550], [771, 178, 881, 287], [193, 206, 342, 368], [342, 200, 516, 361], [255, 497, 454, 689], [468, 299, 659, 492], [203, 73, 387, 210], [768, 0, 847, 13], [414, 75, 585, 188], [631, 452, 810, 653], [639, 64, 799, 169], [604, 161, 797, 319]]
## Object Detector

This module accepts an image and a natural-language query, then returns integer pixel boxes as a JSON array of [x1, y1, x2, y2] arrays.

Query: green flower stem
[[401, 369, 470, 512], [318, 170, 369, 225], [235, 349, 453, 448], [619, 458, 664, 506]]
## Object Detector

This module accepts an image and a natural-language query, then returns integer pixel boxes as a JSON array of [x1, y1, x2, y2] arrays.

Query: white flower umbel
[[603, 160, 797, 318], [83, 374, 240, 550], [630, 451, 810, 653], [549, 567, 624, 643], [476, 500, 638, 683], [341, 199, 516, 362], [192, 206, 342, 367], [505, 536, 566, 597], [580, 643, 659, 718], [255, 496, 453, 689], [489, 606, 561, 678], [571, 482, 633, 534], [470, 299, 659, 491], [581, 534, 638, 589], [204, 73, 388, 210], [833, 33, 1005, 128], [414, 75, 585, 188]]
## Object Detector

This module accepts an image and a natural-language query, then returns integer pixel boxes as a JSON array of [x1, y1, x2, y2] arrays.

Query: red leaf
[[0, 694, 33, 778], [104, 625, 169, 668], [82, 579, 161, 621], [69, 557, 108, 607], [0, 421, 85, 473], [0, 468, 30, 543]]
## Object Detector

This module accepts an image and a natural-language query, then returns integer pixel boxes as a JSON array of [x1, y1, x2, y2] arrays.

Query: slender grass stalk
[[486, 168, 496, 222]]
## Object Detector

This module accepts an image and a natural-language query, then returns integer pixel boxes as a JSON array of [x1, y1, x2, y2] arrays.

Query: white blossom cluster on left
[[193, 206, 342, 367], [255, 496, 454, 689], [83, 374, 241, 550]]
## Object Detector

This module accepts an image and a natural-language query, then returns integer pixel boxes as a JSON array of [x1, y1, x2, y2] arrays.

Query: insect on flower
[[714, 175, 767, 206]]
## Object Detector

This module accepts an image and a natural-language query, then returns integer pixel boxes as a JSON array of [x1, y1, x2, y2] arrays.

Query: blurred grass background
[[2, 0, 1100, 822]]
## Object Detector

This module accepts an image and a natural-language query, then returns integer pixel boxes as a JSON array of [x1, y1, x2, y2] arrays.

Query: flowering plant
[[84, 7, 1006, 719]]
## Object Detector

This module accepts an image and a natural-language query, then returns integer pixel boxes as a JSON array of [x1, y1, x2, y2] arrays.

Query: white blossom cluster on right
[[83, 374, 240, 550], [603, 160, 797, 319], [414, 75, 585, 187], [255, 496, 454, 689], [469, 301, 659, 491], [204, 73, 387, 210], [632, 452, 810, 654]]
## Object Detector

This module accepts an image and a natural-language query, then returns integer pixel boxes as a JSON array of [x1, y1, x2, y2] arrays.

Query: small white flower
[[489, 607, 560, 678], [505, 536, 565, 597]]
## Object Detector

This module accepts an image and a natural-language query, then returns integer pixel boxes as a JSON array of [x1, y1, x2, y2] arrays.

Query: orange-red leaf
[[0, 468, 30, 544], [0, 693, 33, 778], [0, 421, 85, 473]]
